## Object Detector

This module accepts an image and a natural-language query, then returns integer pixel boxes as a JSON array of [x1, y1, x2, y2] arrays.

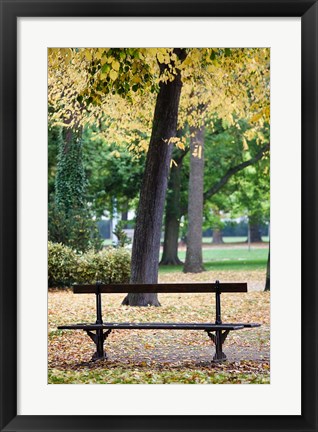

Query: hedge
[[75, 247, 131, 284], [48, 242, 78, 287], [48, 241, 131, 288]]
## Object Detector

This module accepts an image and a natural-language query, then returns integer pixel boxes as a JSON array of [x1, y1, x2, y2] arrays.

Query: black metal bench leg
[[85, 329, 112, 361], [206, 330, 228, 362], [92, 329, 107, 361], [213, 329, 227, 362], [90, 284, 108, 361]]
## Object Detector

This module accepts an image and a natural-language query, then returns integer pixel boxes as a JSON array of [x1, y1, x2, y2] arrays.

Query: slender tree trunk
[[183, 125, 205, 273], [264, 247, 270, 291], [122, 48, 187, 306], [212, 228, 224, 244], [160, 215, 183, 266], [160, 152, 184, 266], [250, 222, 262, 242]]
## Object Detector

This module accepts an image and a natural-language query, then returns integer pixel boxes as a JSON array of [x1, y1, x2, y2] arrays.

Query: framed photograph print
[[0, 0, 317, 431]]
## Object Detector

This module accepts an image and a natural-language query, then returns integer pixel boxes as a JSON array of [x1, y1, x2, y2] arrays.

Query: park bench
[[58, 281, 260, 362]]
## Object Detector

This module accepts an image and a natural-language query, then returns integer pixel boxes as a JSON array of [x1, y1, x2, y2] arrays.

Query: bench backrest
[[72, 281, 247, 325], [73, 282, 247, 294]]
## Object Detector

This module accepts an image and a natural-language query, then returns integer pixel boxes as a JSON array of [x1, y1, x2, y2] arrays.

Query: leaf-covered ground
[[48, 269, 270, 384]]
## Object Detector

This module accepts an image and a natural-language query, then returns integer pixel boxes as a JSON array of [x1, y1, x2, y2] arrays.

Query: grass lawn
[[104, 237, 270, 247], [160, 247, 269, 273], [202, 236, 269, 243]]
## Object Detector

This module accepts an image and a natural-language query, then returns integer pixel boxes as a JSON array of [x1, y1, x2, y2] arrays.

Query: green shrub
[[112, 221, 131, 248], [48, 202, 103, 254], [75, 247, 131, 284], [48, 241, 78, 287], [48, 242, 131, 288]]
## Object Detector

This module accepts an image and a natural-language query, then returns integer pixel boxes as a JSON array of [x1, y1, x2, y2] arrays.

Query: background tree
[[161, 47, 270, 269], [183, 124, 205, 273], [182, 118, 270, 272], [159, 119, 270, 269], [48, 121, 146, 248], [82, 126, 145, 218], [228, 132, 270, 243], [203, 121, 270, 244], [180, 47, 269, 273], [160, 144, 188, 265], [48, 123, 102, 252]]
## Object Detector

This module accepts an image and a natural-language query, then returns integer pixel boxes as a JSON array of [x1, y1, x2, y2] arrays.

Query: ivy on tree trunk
[[55, 127, 86, 214], [50, 124, 102, 253]]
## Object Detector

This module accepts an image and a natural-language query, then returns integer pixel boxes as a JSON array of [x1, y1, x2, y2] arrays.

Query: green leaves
[[101, 63, 110, 74]]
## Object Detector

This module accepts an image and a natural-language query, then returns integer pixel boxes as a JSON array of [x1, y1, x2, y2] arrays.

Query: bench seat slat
[[58, 322, 245, 331], [73, 283, 247, 294], [225, 323, 261, 328]]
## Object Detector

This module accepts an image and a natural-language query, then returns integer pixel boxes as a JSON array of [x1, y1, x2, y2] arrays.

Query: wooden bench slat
[[73, 282, 247, 294], [58, 322, 245, 331]]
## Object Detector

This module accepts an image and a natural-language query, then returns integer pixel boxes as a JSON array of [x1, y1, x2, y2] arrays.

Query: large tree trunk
[[160, 151, 184, 266], [264, 247, 270, 291], [183, 125, 205, 273], [212, 228, 224, 244], [250, 222, 262, 242], [122, 48, 187, 306]]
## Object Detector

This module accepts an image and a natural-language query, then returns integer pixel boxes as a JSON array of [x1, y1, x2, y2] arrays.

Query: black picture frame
[[0, 1, 317, 431]]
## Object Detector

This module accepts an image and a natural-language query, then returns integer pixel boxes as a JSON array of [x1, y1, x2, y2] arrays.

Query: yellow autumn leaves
[[48, 48, 270, 155]]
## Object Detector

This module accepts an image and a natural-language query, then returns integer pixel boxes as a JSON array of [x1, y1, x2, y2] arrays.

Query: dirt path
[[102, 332, 269, 365]]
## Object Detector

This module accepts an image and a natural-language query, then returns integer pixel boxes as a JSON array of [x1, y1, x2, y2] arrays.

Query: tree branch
[[174, 147, 190, 165], [203, 142, 270, 202]]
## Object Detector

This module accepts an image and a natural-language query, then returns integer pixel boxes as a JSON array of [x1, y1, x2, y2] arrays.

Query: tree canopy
[[48, 47, 270, 147]]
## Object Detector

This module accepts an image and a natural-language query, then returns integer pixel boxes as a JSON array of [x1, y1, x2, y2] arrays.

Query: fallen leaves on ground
[[159, 268, 267, 291], [48, 270, 270, 384]]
